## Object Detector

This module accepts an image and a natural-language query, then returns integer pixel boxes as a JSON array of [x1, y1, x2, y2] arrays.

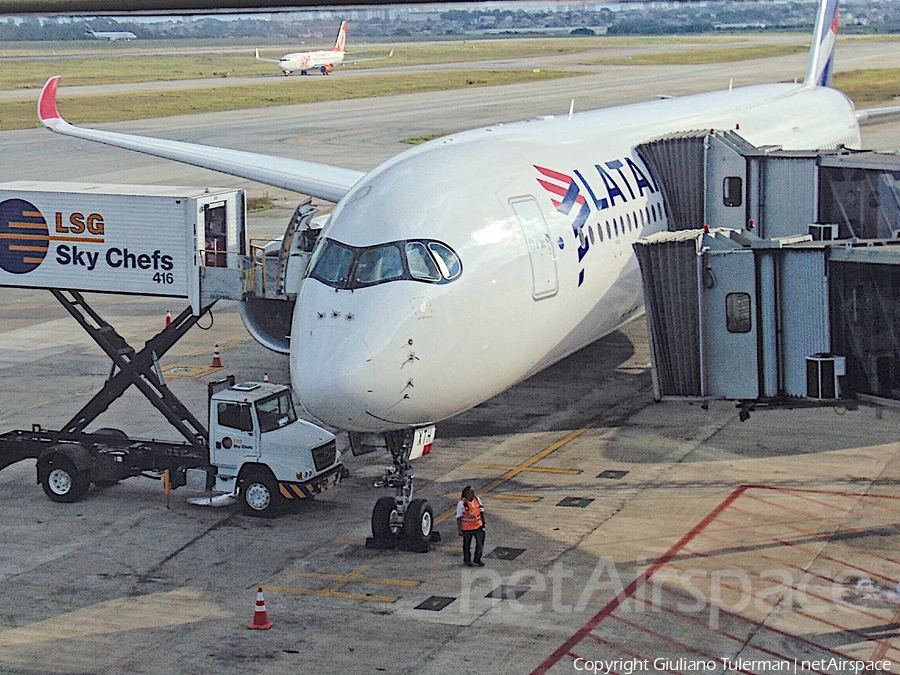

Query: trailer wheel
[[239, 468, 281, 518], [41, 455, 90, 503], [371, 496, 400, 541], [403, 498, 434, 550]]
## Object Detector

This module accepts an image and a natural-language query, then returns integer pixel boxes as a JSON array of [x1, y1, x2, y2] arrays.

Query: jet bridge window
[[725, 292, 752, 333], [723, 176, 743, 208], [308, 237, 462, 289]]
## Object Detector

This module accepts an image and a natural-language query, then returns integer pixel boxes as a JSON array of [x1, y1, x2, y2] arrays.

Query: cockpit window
[[309, 239, 354, 286], [426, 242, 461, 280], [354, 244, 404, 285], [307, 237, 462, 290], [406, 242, 441, 281]]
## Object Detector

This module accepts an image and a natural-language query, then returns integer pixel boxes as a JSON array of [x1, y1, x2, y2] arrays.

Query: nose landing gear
[[362, 428, 440, 553]]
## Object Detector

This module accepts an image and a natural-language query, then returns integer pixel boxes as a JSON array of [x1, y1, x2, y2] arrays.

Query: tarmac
[[0, 38, 899, 675]]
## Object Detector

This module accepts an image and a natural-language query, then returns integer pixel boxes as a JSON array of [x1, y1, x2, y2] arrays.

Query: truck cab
[[208, 380, 344, 516]]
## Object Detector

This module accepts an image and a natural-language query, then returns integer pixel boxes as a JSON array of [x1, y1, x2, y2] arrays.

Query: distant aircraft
[[84, 24, 136, 41], [255, 21, 393, 76], [37, 0, 899, 532]]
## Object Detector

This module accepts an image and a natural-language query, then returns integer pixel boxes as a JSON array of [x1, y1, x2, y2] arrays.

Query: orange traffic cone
[[211, 345, 222, 368], [165, 310, 172, 327], [263, 373, 269, 383], [249, 586, 273, 630]]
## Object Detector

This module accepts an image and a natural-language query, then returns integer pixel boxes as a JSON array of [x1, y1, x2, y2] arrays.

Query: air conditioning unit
[[809, 223, 839, 241], [806, 353, 846, 400]]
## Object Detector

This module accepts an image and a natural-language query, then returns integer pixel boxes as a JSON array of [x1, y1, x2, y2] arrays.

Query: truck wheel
[[371, 496, 400, 541], [403, 498, 433, 550], [41, 455, 90, 503], [240, 468, 281, 518]]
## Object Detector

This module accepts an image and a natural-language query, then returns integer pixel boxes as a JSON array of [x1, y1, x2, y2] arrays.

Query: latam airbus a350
[[254, 21, 393, 76], [37, 0, 890, 464]]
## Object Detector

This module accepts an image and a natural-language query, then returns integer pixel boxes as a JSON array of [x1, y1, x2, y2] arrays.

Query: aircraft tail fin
[[804, 0, 839, 87], [332, 21, 347, 53]]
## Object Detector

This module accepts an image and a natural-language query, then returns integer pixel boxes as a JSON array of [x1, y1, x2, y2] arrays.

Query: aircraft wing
[[37, 76, 364, 203], [254, 48, 283, 64], [343, 47, 395, 66], [856, 105, 900, 126]]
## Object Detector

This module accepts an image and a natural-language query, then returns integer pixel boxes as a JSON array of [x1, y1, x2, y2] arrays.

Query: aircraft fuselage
[[292, 83, 861, 432]]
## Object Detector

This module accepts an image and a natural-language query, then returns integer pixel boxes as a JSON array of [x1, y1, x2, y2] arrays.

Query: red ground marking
[[530, 485, 900, 675]]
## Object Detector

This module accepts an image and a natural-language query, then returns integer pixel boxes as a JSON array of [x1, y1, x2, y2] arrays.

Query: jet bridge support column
[[51, 289, 210, 447]]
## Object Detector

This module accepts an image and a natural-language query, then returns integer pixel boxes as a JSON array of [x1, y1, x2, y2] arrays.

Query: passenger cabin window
[[256, 391, 297, 433], [723, 176, 743, 207], [725, 292, 752, 333], [308, 237, 462, 290], [217, 402, 253, 432]]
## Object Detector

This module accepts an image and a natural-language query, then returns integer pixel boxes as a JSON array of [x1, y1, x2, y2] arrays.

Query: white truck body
[[0, 181, 245, 314]]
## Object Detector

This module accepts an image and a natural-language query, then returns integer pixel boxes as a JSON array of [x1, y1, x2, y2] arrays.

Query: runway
[[0, 37, 899, 675]]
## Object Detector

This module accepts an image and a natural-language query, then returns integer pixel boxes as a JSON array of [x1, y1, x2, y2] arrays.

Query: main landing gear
[[361, 429, 440, 553]]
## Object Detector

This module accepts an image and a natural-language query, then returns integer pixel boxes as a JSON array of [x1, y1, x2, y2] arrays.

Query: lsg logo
[[0, 198, 106, 275]]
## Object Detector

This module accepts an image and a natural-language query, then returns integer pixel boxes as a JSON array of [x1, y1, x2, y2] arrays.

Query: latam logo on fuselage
[[534, 154, 661, 285]]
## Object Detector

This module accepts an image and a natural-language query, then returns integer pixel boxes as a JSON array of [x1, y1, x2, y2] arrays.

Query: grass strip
[[0, 69, 576, 131], [586, 44, 807, 66]]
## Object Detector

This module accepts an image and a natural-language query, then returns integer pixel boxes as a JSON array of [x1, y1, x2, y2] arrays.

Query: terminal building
[[633, 130, 900, 414]]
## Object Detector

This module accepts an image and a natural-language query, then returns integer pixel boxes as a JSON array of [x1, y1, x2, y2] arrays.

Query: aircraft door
[[510, 197, 558, 300]]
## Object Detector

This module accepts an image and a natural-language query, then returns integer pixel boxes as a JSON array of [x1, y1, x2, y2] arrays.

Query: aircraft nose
[[293, 325, 375, 429]]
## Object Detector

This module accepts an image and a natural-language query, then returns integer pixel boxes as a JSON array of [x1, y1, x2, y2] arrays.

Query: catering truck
[[0, 377, 346, 517], [0, 181, 345, 516]]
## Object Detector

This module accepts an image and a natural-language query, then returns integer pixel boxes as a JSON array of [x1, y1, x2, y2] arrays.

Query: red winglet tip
[[38, 76, 61, 122]]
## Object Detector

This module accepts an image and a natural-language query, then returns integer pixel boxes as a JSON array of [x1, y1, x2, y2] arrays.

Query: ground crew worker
[[456, 485, 485, 567]]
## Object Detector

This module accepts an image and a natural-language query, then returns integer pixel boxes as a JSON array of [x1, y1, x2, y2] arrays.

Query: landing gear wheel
[[403, 498, 433, 551], [320, 65, 328, 75], [240, 468, 282, 518], [371, 496, 400, 541], [41, 455, 90, 503]]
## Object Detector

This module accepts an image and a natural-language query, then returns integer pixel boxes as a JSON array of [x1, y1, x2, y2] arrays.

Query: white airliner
[[85, 24, 137, 41], [255, 21, 393, 76], [37, 0, 889, 454]]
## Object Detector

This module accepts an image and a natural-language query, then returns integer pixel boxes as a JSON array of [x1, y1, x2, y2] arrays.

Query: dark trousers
[[462, 527, 485, 564]]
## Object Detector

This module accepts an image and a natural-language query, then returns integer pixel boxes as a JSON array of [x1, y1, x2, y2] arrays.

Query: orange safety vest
[[460, 497, 483, 531]]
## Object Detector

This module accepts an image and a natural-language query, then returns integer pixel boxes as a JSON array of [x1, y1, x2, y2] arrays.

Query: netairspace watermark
[[459, 556, 900, 630], [570, 657, 892, 674]]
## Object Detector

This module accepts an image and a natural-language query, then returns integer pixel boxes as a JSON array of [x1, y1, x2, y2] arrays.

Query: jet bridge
[[633, 134, 900, 410]]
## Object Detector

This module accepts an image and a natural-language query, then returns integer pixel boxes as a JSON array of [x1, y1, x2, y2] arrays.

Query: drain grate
[[486, 584, 530, 600], [486, 547, 526, 561], [597, 469, 629, 480], [415, 596, 456, 611], [556, 496, 594, 508]]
